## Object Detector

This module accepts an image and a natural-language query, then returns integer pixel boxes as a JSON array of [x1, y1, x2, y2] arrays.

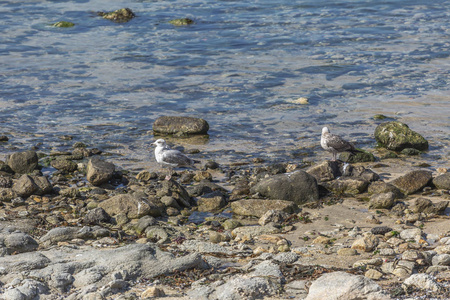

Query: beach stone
[[98, 194, 161, 219], [86, 158, 115, 186], [153, 116, 209, 135], [371, 226, 393, 235], [136, 170, 157, 181], [3, 279, 48, 300], [51, 159, 78, 172], [59, 187, 80, 198], [273, 252, 299, 264], [209, 231, 230, 243], [197, 193, 227, 212], [390, 170, 432, 195], [193, 171, 212, 182], [409, 197, 433, 213], [250, 170, 319, 205], [339, 149, 376, 163], [179, 240, 232, 255], [232, 223, 281, 240], [231, 199, 298, 217], [305, 271, 389, 300], [307, 161, 341, 182], [323, 178, 369, 195], [98, 8, 135, 23], [433, 173, 450, 189], [435, 245, 450, 254], [0, 176, 13, 188], [368, 181, 404, 198], [403, 273, 442, 293], [209, 275, 281, 300], [160, 196, 181, 209], [312, 236, 331, 245], [7, 150, 38, 174], [337, 248, 357, 256], [369, 192, 396, 209], [351, 232, 379, 252], [353, 258, 383, 269], [258, 209, 290, 226], [1, 231, 39, 254], [0, 188, 16, 202], [141, 286, 165, 298], [432, 254, 450, 266], [159, 179, 191, 207], [374, 121, 428, 151], [400, 228, 422, 242], [365, 269, 383, 280], [12, 175, 53, 197], [83, 208, 111, 225], [222, 219, 242, 230]]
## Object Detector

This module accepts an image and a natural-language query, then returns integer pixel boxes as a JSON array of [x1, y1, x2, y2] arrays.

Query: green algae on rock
[[97, 8, 135, 23], [374, 121, 429, 151], [51, 21, 75, 28], [169, 18, 194, 26], [339, 148, 376, 163]]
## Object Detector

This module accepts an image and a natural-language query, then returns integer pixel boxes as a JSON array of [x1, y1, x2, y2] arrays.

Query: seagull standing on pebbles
[[321, 127, 360, 161], [151, 139, 197, 180]]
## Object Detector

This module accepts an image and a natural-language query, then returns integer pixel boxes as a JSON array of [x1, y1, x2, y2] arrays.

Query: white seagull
[[321, 127, 360, 161], [151, 139, 197, 179]]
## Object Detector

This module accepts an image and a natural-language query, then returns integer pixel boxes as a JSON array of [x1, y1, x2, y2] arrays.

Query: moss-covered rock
[[98, 8, 135, 23], [339, 149, 376, 163], [374, 121, 428, 151], [169, 18, 194, 26], [51, 21, 75, 28]]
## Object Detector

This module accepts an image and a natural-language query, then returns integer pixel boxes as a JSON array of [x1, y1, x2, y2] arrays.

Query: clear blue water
[[1, 0, 449, 170]]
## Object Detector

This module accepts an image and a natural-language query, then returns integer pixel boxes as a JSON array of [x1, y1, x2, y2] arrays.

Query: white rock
[[403, 273, 442, 292]]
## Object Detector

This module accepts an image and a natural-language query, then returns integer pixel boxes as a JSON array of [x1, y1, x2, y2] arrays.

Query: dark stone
[[371, 226, 393, 235], [158, 179, 192, 208], [51, 159, 78, 172], [433, 173, 450, 190], [0, 136, 8, 141], [400, 148, 421, 156], [83, 208, 111, 225], [153, 116, 209, 135], [368, 181, 404, 198], [97, 8, 135, 23], [374, 121, 428, 151], [86, 158, 115, 186], [204, 160, 220, 170], [6, 151, 38, 174], [339, 149, 376, 163], [169, 18, 194, 26]]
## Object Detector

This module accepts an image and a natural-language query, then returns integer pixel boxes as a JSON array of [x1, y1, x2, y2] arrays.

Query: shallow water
[[1, 0, 449, 171]]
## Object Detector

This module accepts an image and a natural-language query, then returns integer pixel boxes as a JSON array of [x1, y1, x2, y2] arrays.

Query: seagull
[[151, 139, 197, 180], [321, 127, 360, 161]]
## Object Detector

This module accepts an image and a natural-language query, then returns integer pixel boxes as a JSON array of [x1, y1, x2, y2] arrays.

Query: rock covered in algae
[[97, 8, 135, 23], [51, 21, 75, 28], [169, 18, 194, 26], [374, 121, 428, 151]]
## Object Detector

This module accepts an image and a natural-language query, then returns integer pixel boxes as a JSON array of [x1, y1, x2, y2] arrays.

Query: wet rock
[[86, 158, 115, 186], [409, 197, 433, 213], [0, 230, 39, 254], [209, 231, 231, 243], [374, 121, 428, 151], [401, 148, 422, 155], [193, 170, 212, 182], [0, 135, 8, 141], [98, 194, 161, 219], [136, 170, 157, 181], [323, 178, 369, 195], [59, 187, 80, 198], [305, 271, 389, 300], [204, 160, 219, 170], [158, 179, 191, 207], [351, 232, 379, 252], [169, 18, 194, 26], [12, 174, 52, 197], [339, 149, 375, 163], [368, 181, 403, 198], [7, 150, 38, 174], [258, 209, 290, 226], [51, 159, 78, 172], [390, 170, 432, 195], [51, 21, 75, 28], [0, 176, 13, 188], [307, 161, 341, 182], [371, 226, 393, 235], [98, 8, 135, 23], [160, 196, 181, 209], [197, 193, 227, 212], [433, 173, 450, 190], [83, 208, 111, 225], [187, 181, 227, 197], [153, 116, 209, 135], [231, 199, 299, 218], [403, 273, 442, 293], [250, 170, 319, 205], [369, 192, 396, 209]]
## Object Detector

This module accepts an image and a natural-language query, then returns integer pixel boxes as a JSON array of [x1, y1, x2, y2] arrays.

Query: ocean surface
[[1, 0, 449, 171]]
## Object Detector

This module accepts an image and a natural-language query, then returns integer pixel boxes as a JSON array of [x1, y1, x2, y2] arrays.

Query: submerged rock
[[51, 21, 75, 27], [374, 121, 428, 151], [153, 116, 209, 136], [169, 18, 194, 26], [97, 8, 135, 23]]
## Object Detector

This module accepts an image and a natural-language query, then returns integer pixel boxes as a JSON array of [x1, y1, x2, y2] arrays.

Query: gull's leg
[[165, 167, 173, 180], [332, 152, 337, 162]]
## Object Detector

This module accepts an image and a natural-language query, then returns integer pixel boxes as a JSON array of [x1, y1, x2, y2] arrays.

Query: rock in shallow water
[[374, 121, 428, 151], [153, 116, 209, 135]]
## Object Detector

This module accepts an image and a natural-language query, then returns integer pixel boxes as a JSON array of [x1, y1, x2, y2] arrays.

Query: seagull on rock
[[321, 127, 360, 161], [151, 139, 197, 179]]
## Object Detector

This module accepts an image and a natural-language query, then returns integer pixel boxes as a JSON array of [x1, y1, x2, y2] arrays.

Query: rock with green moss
[[169, 18, 194, 26], [373, 114, 388, 120], [339, 149, 375, 163], [374, 121, 428, 151], [51, 21, 75, 28], [98, 8, 135, 23]]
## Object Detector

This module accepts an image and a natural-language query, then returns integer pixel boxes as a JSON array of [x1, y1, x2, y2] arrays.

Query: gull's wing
[[326, 133, 355, 152], [161, 149, 193, 166]]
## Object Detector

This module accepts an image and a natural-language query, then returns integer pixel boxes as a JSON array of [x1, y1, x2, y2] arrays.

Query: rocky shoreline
[[0, 119, 449, 300]]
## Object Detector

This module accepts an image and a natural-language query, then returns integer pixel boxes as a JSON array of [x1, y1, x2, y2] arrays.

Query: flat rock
[[323, 177, 369, 195], [231, 199, 299, 217], [305, 271, 390, 300], [232, 223, 281, 239], [6, 150, 38, 174], [250, 170, 319, 205], [390, 170, 432, 195], [374, 121, 428, 151], [98, 194, 161, 219], [153, 116, 209, 135]]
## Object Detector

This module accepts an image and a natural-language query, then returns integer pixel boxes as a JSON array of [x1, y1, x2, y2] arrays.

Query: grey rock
[[158, 179, 191, 207], [51, 272, 75, 292], [250, 260, 283, 278], [368, 181, 404, 198], [432, 254, 450, 266], [1, 231, 39, 254], [179, 240, 233, 255], [433, 173, 450, 190], [0, 187, 17, 202], [307, 161, 341, 182], [273, 252, 299, 264], [98, 194, 161, 219], [83, 207, 111, 225], [160, 196, 181, 209], [51, 159, 78, 172], [250, 170, 319, 205], [197, 193, 227, 212], [0, 176, 13, 188], [3, 279, 48, 300], [153, 116, 209, 135], [400, 228, 422, 242], [374, 121, 428, 151], [7, 150, 38, 174], [390, 170, 432, 195], [231, 199, 299, 218], [258, 209, 291, 226], [134, 216, 158, 235], [323, 177, 369, 195], [305, 271, 390, 300], [369, 192, 396, 209], [186, 181, 227, 197], [232, 223, 281, 239], [86, 157, 115, 186], [39, 226, 109, 246], [211, 275, 282, 300], [403, 273, 442, 292], [12, 175, 52, 197]]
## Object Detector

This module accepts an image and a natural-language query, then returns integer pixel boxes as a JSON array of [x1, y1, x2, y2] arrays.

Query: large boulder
[[305, 271, 390, 300], [390, 170, 432, 195], [86, 158, 115, 186], [6, 150, 38, 174], [231, 199, 299, 217], [153, 116, 209, 135], [250, 170, 319, 205], [374, 121, 428, 151], [98, 194, 162, 219], [12, 175, 52, 197]]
